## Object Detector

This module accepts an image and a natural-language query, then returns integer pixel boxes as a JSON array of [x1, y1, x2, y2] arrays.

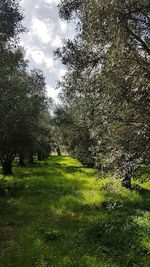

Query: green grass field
[[0, 156, 150, 267]]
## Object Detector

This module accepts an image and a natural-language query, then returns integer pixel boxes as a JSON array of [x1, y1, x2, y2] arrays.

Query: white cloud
[[59, 20, 68, 33], [27, 49, 45, 64], [30, 17, 63, 48], [45, 57, 55, 68], [51, 35, 62, 47], [26, 48, 54, 69], [42, 0, 60, 5], [35, 4, 40, 9], [58, 68, 67, 78], [31, 17, 53, 44], [20, 0, 75, 101], [46, 85, 60, 100]]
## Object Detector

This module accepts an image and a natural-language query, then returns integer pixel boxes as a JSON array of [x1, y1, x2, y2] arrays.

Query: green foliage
[[0, 0, 53, 174], [55, 0, 150, 187], [53, 104, 95, 167], [0, 0, 24, 44]]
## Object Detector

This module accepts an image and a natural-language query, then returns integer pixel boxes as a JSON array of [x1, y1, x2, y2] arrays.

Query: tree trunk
[[18, 153, 25, 167], [1, 160, 13, 175], [121, 175, 131, 189], [56, 146, 61, 156], [37, 152, 42, 161], [29, 153, 34, 164]]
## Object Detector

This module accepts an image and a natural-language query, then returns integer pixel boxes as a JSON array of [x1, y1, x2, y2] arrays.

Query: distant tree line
[[0, 0, 53, 175], [54, 0, 150, 188]]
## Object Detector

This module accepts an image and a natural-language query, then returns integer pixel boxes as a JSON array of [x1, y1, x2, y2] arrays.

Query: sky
[[20, 0, 74, 101]]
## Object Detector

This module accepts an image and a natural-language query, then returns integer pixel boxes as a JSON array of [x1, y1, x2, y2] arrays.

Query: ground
[[0, 156, 150, 267]]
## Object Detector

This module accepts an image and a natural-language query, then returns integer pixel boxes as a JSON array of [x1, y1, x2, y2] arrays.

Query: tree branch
[[126, 27, 150, 55]]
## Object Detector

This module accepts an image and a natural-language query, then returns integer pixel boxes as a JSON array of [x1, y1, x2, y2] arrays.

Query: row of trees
[[0, 0, 53, 175], [54, 0, 150, 188]]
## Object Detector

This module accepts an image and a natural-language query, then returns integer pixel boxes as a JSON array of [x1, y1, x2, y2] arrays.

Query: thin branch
[[126, 27, 150, 55]]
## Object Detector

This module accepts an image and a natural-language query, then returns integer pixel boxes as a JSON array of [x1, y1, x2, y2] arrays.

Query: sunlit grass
[[0, 156, 150, 266]]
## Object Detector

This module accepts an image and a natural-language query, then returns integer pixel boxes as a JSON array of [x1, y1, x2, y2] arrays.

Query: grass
[[0, 155, 150, 267]]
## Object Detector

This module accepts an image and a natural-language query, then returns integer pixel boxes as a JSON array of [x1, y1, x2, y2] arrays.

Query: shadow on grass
[[0, 166, 89, 205], [134, 165, 150, 183], [0, 156, 149, 267], [83, 184, 150, 267]]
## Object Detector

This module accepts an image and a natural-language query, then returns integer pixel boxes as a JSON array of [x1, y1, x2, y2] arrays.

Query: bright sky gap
[[20, 0, 74, 102]]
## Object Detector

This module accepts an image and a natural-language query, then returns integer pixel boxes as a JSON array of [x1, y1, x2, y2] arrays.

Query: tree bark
[[126, 26, 150, 56], [18, 153, 25, 167], [1, 160, 13, 175], [37, 152, 42, 161], [29, 153, 34, 164], [56, 146, 61, 156], [121, 175, 131, 189]]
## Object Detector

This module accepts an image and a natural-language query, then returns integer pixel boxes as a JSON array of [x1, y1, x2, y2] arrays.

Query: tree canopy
[[54, 0, 150, 188], [0, 0, 53, 174]]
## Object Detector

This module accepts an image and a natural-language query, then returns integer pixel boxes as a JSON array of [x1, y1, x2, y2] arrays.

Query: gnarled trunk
[[37, 152, 42, 161], [0, 153, 15, 175], [1, 160, 13, 175], [29, 153, 34, 164], [56, 146, 61, 156], [121, 175, 131, 189], [18, 153, 25, 167]]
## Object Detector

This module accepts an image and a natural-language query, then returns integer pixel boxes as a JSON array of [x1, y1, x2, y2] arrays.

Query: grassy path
[[0, 156, 150, 267]]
